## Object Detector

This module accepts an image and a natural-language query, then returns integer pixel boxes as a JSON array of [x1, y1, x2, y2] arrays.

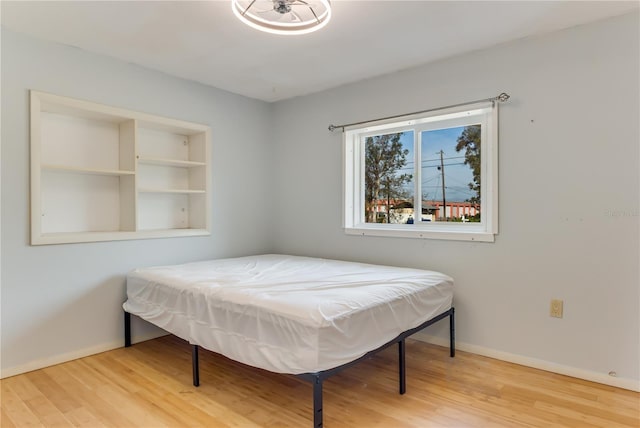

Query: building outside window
[[343, 100, 499, 242]]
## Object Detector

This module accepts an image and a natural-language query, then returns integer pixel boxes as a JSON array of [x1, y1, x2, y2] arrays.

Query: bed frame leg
[[398, 339, 406, 394], [192, 345, 200, 387], [313, 375, 323, 427], [124, 311, 131, 348], [449, 307, 456, 358]]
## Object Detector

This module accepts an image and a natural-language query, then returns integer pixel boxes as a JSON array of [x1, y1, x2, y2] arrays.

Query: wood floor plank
[[1, 381, 44, 428], [62, 406, 107, 428], [1, 405, 19, 428], [533, 400, 636, 428], [101, 350, 263, 427], [51, 364, 141, 428], [1, 336, 638, 428], [27, 369, 82, 415], [4, 374, 73, 427]]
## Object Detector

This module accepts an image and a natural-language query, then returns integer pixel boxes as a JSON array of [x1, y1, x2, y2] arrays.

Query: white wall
[[2, 12, 638, 391], [0, 29, 273, 375], [271, 12, 639, 388]]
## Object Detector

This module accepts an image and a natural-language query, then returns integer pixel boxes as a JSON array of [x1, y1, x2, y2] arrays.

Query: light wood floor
[[2, 335, 638, 427]]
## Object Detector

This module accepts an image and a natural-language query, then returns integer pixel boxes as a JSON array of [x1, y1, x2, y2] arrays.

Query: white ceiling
[[2, 1, 638, 102]]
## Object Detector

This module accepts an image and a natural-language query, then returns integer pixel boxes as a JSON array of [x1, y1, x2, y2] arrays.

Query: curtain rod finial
[[497, 93, 510, 102], [328, 124, 337, 132]]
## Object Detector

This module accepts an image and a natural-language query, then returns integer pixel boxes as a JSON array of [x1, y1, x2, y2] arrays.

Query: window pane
[[421, 125, 481, 223], [364, 131, 415, 224]]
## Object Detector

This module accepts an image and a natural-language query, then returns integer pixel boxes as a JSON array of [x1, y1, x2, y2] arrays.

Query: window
[[343, 100, 498, 242]]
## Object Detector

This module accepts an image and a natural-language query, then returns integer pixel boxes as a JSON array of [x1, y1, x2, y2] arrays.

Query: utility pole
[[438, 150, 446, 221]]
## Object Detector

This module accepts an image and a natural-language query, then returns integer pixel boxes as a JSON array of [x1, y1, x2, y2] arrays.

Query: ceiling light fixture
[[232, 0, 332, 36]]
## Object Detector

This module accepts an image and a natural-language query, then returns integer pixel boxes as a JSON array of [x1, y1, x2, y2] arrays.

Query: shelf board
[[138, 188, 206, 194], [34, 228, 210, 245], [42, 164, 135, 176], [137, 157, 206, 168]]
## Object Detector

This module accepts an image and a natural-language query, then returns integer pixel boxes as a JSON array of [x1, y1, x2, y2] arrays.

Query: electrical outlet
[[550, 299, 563, 318]]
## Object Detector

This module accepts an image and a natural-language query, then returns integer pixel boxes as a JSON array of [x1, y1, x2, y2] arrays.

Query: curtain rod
[[328, 92, 510, 132]]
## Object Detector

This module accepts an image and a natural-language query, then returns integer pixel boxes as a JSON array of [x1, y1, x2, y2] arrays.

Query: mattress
[[123, 254, 453, 374]]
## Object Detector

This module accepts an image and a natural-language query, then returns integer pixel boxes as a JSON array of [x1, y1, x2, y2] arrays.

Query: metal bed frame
[[124, 307, 455, 427]]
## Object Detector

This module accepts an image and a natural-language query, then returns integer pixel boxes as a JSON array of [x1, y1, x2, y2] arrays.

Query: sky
[[396, 126, 477, 203]]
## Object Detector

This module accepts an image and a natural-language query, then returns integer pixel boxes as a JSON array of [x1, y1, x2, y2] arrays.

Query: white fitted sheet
[[123, 254, 453, 374]]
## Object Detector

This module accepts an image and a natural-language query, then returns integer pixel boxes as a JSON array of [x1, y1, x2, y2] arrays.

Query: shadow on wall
[[1, 275, 164, 375]]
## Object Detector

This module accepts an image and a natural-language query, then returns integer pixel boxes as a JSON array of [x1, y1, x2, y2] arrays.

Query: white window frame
[[343, 100, 498, 242]]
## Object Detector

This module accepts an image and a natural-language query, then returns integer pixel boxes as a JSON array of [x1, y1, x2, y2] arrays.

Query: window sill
[[344, 225, 495, 242]]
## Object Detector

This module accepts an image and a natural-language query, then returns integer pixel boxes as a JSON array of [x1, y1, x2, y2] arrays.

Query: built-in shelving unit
[[30, 90, 211, 245]]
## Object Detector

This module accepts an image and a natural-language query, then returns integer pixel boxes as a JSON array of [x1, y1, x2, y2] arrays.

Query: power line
[[445, 174, 474, 188], [396, 162, 466, 172], [422, 155, 465, 163], [424, 162, 466, 168]]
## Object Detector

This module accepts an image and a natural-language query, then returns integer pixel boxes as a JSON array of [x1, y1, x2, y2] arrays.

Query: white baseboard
[[413, 332, 640, 392], [0, 332, 167, 379], [4, 331, 638, 393]]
